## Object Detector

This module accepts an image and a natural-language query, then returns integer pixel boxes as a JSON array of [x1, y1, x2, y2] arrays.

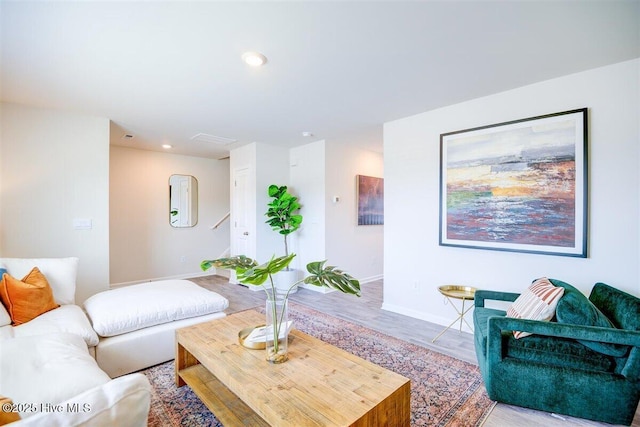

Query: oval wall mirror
[[169, 174, 198, 227]]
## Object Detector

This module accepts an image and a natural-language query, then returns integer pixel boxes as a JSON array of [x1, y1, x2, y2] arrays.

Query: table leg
[[176, 341, 199, 387], [432, 296, 475, 343]]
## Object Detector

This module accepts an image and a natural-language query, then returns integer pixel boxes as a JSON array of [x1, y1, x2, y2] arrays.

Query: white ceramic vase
[[274, 268, 299, 295]]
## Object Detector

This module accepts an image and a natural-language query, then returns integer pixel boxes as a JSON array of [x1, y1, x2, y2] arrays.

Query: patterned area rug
[[144, 303, 495, 426]]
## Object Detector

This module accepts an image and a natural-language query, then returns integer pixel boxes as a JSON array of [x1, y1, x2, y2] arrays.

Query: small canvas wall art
[[439, 108, 588, 257], [357, 175, 384, 225]]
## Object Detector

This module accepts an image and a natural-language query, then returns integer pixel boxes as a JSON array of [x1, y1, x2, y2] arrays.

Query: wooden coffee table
[[175, 310, 411, 426]]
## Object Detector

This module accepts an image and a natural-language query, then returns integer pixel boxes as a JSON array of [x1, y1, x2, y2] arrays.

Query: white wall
[[325, 142, 383, 282], [109, 145, 230, 285], [384, 59, 640, 327], [0, 103, 110, 303], [290, 140, 327, 272], [289, 139, 384, 284]]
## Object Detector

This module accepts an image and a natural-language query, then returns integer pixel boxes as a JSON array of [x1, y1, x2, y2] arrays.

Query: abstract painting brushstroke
[[439, 109, 587, 257]]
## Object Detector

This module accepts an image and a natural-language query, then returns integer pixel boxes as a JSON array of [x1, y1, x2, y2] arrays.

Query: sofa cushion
[[0, 333, 111, 418], [0, 302, 10, 328], [0, 258, 78, 305], [0, 268, 60, 325], [84, 280, 229, 337], [504, 331, 615, 372], [589, 282, 640, 331], [0, 308, 10, 328], [13, 305, 99, 347], [11, 374, 151, 427], [474, 306, 616, 373], [554, 280, 628, 357], [506, 278, 564, 338], [0, 326, 13, 340]]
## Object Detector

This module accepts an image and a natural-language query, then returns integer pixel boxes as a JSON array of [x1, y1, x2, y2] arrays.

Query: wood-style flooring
[[189, 275, 640, 427]]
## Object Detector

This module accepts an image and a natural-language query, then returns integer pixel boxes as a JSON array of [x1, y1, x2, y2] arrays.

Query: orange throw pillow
[[0, 396, 20, 425], [0, 267, 60, 325]]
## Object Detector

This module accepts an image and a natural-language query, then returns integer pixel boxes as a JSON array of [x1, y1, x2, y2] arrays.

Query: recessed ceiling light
[[242, 51, 267, 67], [302, 131, 313, 137], [162, 144, 172, 149]]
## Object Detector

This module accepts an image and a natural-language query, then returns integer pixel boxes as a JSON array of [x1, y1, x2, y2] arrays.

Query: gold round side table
[[432, 285, 477, 343]]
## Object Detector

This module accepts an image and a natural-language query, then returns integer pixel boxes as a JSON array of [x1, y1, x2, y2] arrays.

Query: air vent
[[190, 133, 237, 145]]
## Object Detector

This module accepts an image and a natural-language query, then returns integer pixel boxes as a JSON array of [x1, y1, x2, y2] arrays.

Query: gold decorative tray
[[238, 325, 294, 350], [438, 285, 477, 299], [238, 325, 266, 350]]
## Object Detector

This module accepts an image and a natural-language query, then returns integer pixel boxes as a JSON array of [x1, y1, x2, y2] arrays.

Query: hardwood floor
[[189, 275, 640, 427]]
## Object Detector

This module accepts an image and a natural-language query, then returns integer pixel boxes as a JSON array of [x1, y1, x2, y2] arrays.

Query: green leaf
[[200, 255, 257, 272], [268, 185, 280, 197], [303, 260, 361, 297], [238, 254, 295, 285], [201, 254, 296, 287], [264, 184, 303, 246]]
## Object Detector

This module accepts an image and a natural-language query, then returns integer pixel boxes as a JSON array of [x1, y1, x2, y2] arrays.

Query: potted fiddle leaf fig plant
[[201, 254, 360, 364], [265, 184, 302, 258], [265, 185, 303, 293]]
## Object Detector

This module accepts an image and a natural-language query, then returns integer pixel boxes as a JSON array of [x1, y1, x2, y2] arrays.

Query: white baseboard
[[299, 273, 383, 293], [380, 302, 473, 334], [360, 274, 383, 284], [300, 283, 334, 293], [215, 268, 231, 279]]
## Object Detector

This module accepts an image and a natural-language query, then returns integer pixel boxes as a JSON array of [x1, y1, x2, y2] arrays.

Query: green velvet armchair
[[473, 280, 640, 425]]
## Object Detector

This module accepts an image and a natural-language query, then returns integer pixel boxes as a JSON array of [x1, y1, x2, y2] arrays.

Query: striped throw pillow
[[507, 277, 565, 339]]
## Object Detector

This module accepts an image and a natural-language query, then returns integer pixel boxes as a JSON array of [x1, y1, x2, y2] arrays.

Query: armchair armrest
[[474, 290, 520, 307], [487, 316, 640, 380]]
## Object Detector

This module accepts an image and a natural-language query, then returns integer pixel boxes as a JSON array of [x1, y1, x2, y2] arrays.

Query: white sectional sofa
[[0, 257, 229, 426]]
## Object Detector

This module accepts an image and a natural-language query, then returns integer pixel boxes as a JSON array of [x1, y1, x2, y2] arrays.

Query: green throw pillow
[[553, 280, 628, 357]]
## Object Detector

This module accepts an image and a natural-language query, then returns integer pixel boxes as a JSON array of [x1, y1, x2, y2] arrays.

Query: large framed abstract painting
[[439, 108, 588, 257], [357, 175, 384, 225]]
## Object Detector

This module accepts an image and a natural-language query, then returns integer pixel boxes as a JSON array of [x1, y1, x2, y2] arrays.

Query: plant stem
[[270, 277, 305, 358], [267, 275, 280, 355], [283, 234, 289, 258]]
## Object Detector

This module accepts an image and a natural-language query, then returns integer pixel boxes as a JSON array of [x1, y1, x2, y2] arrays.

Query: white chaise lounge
[[84, 279, 229, 377]]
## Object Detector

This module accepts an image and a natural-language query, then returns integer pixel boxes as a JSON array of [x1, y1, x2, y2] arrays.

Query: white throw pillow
[[0, 258, 79, 305], [84, 280, 229, 337], [506, 277, 565, 339]]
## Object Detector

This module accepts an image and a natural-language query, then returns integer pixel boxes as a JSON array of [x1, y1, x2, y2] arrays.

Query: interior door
[[232, 167, 253, 258]]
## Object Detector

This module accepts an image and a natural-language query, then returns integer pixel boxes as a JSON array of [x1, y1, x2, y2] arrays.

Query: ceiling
[[1, 1, 638, 159]]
